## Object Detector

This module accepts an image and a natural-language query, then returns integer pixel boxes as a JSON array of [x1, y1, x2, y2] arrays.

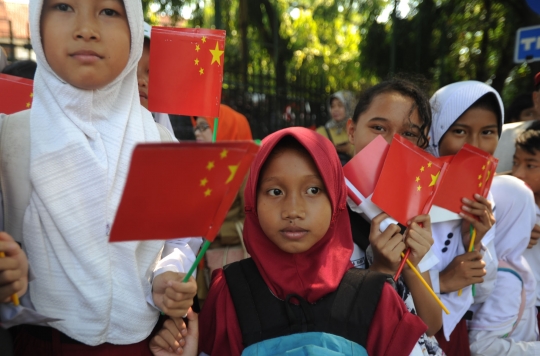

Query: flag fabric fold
[[148, 27, 226, 118], [109, 142, 259, 243], [432, 144, 498, 215], [0, 74, 34, 115], [372, 134, 447, 227]]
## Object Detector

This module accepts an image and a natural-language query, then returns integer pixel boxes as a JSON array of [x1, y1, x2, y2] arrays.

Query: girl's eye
[[528, 165, 538, 169], [402, 131, 417, 138], [453, 129, 465, 135], [267, 189, 282, 196], [371, 125, 385, 132], [306, 187, 320, 195], [101, 8, 118, 16], [55, 3, 71, 11], [482, 130, 494, 135]]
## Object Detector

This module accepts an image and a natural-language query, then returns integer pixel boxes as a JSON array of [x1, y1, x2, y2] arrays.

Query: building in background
[[0, 0, 32, 62]]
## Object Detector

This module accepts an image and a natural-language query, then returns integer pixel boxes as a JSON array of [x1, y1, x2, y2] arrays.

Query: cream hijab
[[24, 0, 163, 345]]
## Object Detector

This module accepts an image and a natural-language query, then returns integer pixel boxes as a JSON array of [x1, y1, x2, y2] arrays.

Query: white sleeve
[[1, 285, 61, 328], [473, 239, 497, 304], [147, 237, 203, 309]]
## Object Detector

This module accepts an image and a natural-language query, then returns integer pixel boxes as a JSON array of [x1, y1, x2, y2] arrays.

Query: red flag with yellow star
[[109, 142, 258, 242], [371, 135, 447, 226], [0, 74, 34, 115], [432, 144, 498, 214], [147, 27, 225, 117]]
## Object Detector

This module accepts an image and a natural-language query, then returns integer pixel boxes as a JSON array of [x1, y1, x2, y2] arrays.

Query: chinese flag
[[433, 144, 498, 214], [109, 142, 258, 242], [0, 74, 33, 115], [372, 134, 447, 226], [343, 135, 389, 205], [148, 27, 226, 118]]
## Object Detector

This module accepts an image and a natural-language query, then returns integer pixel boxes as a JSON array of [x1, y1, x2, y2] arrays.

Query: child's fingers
[[370, 213, 390, 237], [167, 279, 197, 295], [407, 222, 434, 246], [473, 194, 492, 210], [0, 266, 22, 285], [0, 241, 20, 257], [0, 281, 21, 301], [407, 214, 431, 232]]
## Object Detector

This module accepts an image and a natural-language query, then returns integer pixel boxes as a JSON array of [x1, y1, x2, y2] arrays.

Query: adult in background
[[506, 93, 539, 123], [316, 90, 356, 165]]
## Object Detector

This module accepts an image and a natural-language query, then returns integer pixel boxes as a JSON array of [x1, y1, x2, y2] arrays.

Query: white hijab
[[469, 175, 537, 331], [25, 0, 164, 345], [428, 81, 503, 339]]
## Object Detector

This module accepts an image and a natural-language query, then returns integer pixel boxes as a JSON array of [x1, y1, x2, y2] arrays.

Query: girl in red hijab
[[198, 127, 427, 355]]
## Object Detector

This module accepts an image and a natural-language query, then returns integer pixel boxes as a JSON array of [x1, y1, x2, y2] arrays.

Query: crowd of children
[[1, 0, 540, 355]]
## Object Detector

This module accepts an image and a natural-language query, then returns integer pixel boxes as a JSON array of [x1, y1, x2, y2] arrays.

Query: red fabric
[[109, 142, 258, 242], [13, 327, 153, 356], [198, 127, 427, 355], [435, 319, 471, 356], [0, 74, 33, 115], [148, 27, 225, 118], [199, 271, 427, 356], [206, 104, 253, 141], [343, 134, 389, 198], [243, 127, 353, 303], [372, 134, 446, 226], [433, 144, 498, 214]]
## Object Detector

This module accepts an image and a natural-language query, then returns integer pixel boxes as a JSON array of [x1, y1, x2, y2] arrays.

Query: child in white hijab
[[468, 176, 539, 355], [428, 81, 500, 355], [0, 0, 200, 353]]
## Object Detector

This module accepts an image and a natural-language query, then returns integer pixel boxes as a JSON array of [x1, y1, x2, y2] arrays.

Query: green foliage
[[143, 0, 540, 103]]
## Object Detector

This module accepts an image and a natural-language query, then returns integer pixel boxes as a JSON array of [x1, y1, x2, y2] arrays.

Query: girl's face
[[330, 98, 347, 122], [137, 42, 150, 109], [40, 0, 131, 90], [347, 91, 424, 154], [438, 107, 499, 156], [257, 147, 332, 254], [194, 117, 213, 142]]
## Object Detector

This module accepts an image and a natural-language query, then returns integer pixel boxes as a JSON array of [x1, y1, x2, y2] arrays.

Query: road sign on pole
[[515, 25, 540, 64]]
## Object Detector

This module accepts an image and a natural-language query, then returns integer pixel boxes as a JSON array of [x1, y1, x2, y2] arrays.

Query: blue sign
[[527, 0, 540, 15], [515, 25, 540, 63]]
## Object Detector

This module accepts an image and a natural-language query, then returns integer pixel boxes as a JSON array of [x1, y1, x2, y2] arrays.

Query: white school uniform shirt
[[468, 176, 540, 355], [0, 0, 202, 345], [523, 205, 540, 308], [427, 80, 504, 341]]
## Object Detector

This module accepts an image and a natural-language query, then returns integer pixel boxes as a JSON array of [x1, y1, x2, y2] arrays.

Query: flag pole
[[458, 225, 476, 296], [400, 252, 449, 314], [182, 117, 220, 283]]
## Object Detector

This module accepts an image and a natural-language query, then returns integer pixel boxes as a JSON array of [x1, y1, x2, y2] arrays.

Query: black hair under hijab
[[351, 78, 432, 149]]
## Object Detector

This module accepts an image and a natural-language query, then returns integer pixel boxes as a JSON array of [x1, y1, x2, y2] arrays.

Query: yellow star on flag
[[479, 182, 483, 188], [415, 176, 420, 182], [226, 165, 239, 184], [26, 102, 30, 108], [202, 36, 207, 43], [417, 185, 422, 191], [220, 149, 228, 159], [486, 170, 491, 182], [478, 174, 482, 180], [194, 58, 199, 65], [429, 171, 440, 187], [199, 68, 204, 75], [195, 44, 200, 52], [210, 41, 224, 65], [200, 178, 208, 187], [206, 161, 215, 170], [420, 166, 425, 172], [482, 165, 486, 170], [427, 162, 432, 168], [29, 92, 33, 98], [204, 188, 212, 197]]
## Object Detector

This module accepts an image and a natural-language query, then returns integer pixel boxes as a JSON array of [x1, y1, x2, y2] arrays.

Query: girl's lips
[[71, 50, 102, 63], [139, 92, 148, 100], [280, 227, 308, 240]]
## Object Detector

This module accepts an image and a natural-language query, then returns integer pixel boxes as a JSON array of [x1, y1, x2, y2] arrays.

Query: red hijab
[[243, 127, 353, 303], [199, 128, 426, 356]]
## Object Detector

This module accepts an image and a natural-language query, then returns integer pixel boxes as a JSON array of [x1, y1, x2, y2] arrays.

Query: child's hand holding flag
[[152, 272, 197, 318]]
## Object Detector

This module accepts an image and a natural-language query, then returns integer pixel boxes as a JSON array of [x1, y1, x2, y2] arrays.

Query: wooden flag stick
[[0, 251, 19, 306], [182, 117, 219, 283], [400, 252, 450, 315]]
